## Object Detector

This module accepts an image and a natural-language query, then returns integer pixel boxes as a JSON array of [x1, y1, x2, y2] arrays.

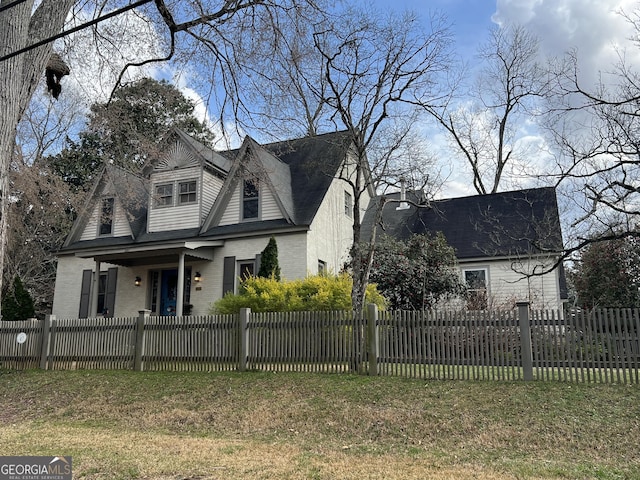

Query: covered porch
[[75, 240, 223, 317]]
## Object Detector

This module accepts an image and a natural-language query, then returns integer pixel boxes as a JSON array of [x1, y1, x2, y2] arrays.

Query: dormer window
[[153, 179, 197, 208], [154, 183, 173, 207], [99, 197, 114, 235], [179, 180, 197, 204], [243, 179, 259, 220]]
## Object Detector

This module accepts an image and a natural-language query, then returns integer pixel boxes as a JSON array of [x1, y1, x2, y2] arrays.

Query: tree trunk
[[349, 192, 385, 373], [0, 0, 75, 315]]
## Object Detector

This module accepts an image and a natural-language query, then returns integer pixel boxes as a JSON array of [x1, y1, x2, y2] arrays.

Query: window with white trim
[[178, 180, 197, 204], [318, 260, 327, 275], [344, 191, 353, 217], [153, 179, 198, 208], [238, 260, 255, 279], [242, 179, 259, 220], [97, 272, 108, 314], [99, 197, 114, 236], [236, 259, 256, 292], [463, 268, 488, 310]]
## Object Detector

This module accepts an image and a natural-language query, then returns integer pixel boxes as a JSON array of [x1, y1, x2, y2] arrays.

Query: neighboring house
[[362, 186, 568, 310], [52, 129, 370, 318]]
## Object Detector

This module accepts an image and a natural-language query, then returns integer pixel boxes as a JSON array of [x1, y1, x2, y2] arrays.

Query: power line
[[0, 0, 154, 63]]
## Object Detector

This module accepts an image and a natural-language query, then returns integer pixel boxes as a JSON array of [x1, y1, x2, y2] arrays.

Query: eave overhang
[[70, 239, 224, 267]]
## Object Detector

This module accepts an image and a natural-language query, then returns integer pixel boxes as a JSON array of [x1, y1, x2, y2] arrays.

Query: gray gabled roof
[[63, 165, 148, 247], [146, 127, 232, 176], [262, 130, 353, 226], [202, 130, 352, 232], [250, 138, 294, 221], [202, 135, 296, 229], [172, 128, 232, 174], [61, 130, 353, 253], [362, 186, 564, 259]]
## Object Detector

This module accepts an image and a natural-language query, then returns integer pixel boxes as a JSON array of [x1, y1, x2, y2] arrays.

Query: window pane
[[179, 181, 197, 204], [240, 262, 254, 278], [243, 179, 259, 219], [318, 260, 327, 275], [465, 270, 486, 289], [99, 198, 114, 235], [243, 199, 258, 219], [155, 184, 173, 207], [97, 273, 107, 314], [464, 269, 488, 310], [244, 179, 259, 198], [344, 191, 352, 217]]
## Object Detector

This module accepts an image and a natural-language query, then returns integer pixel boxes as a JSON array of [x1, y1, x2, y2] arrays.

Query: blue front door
[[160, 269, 178, 315]]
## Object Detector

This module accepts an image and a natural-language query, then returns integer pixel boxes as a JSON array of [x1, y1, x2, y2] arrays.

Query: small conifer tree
[[2, 276, 36, 321], [258, 236, 281, 281]]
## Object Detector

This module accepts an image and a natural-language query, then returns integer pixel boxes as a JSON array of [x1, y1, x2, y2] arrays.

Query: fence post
[[517, 301, 534, 381], [134, 310, 150, 372], [367, 304, 379, 376], [238, 308, 250, 372], [39, 315, 53, 370]]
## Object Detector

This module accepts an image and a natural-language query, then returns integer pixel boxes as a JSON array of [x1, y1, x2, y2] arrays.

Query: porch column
[[90, 259, 101, 317], [176, 251, 185, 316]]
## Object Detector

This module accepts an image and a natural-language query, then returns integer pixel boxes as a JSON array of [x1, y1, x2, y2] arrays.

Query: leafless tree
[[423, 24, 554, 194], [5, 153, 80, 317], [307, 8, 454, 321], [0, 0, 323, 314], [544, 7, 640, 256], [227, 4, 332, 138], [217, 6, 454, 323]]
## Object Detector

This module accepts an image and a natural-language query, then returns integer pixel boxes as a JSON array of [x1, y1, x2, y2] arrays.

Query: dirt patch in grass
[[1, 370, 639, 479], [0, 423, 510, 480]]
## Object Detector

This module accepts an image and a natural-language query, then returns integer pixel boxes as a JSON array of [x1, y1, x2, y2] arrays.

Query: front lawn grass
[[0, 369, 638, 479]]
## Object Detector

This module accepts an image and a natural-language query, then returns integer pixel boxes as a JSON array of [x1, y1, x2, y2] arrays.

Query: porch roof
[[58, 219, 308, 266], [68, 239, 223, 267]]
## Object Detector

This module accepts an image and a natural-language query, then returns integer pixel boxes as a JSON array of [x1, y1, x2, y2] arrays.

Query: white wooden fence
[[1, 305, 639, 383]]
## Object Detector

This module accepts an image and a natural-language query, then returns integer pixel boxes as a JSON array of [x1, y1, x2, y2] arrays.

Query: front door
[[158, 268, 191, 316], [160, 269, 178, 316]]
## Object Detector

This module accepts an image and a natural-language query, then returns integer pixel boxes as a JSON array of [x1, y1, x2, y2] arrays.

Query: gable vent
[[154, 141, 199, 171]]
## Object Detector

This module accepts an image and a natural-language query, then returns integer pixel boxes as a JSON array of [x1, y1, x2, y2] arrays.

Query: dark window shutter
[[255, 254, 261, 276], [223, 256, 236, 295], [79, 269, 92, 318], [104, 267, 118, 316]]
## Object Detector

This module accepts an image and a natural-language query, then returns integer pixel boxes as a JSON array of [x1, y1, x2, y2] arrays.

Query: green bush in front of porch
[[210, 273, 385, 314]]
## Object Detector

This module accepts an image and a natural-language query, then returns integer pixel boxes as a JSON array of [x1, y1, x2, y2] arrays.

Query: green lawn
[[0, 369, 638, 479]]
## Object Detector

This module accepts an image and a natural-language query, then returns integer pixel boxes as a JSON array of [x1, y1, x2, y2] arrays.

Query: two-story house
[[52, 129, 370, 318]]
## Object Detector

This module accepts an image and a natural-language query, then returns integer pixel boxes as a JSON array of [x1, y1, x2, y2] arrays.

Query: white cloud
[[493, 0, 640, 88], [59, 8, 166, 108], [171, 74, 245, 150], [436, 180, 476, 199]]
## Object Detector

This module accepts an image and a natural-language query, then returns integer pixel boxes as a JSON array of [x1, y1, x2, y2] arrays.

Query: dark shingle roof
[[218, 130, 352, 227], [62, 130, 352, 252], [265, 130, 352, 225], [363, 187, 563, 259]]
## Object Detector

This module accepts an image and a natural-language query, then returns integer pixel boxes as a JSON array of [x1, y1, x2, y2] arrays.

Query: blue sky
[[370, 0, 638, 89], [55, 0, 640, 200], [364, 0, 640, 198], [384, 0, 497, 52]]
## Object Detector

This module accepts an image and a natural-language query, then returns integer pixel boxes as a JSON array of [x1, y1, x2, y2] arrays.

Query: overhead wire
[[0, 0, 154, 63]]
